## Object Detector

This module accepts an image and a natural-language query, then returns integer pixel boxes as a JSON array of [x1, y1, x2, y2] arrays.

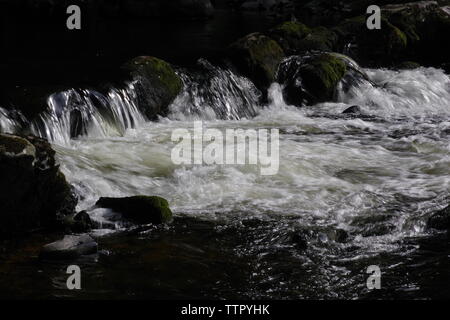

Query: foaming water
[[55, 68, 450, 237], [0, 107, 21, 134], [1, 63, 449, 299], [338, 67, 450, 119], [30, 82, 145, 145], [170, 59, 261, 121]]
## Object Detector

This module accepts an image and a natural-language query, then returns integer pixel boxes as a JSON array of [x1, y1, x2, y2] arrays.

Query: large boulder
[[227, 32, 285, 91], [0, 134, 76, 238], [96, 196, 173, 225], [333, 16, 408, 67], [277, 52, 348, 106], [122, 56, 183, 120], [382, 1, 450, 66], [269, 21, 338, 55]]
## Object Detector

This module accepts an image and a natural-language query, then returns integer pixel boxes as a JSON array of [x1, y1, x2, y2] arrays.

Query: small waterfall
[[2, 59, 263, 144], [170, 59, 261, 120], [0, 107, 23, 134], [337, 67, 450, 118], [30, 82, 146, 145]]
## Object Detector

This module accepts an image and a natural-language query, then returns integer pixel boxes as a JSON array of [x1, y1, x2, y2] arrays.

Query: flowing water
[[0, 60, 449, 299]]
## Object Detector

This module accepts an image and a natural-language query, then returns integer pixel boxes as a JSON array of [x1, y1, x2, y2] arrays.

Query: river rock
[[269, 21, 338, 55], [382, 1, 450, 66], [122, 56, 183, 120], [0, 134, 76, 239], [333, 16, 408, 67], [227, 32, 285, 90], [277, 52, 347, 106], [427, 205, 450, 231], [64, 211, 95, 233], [342, 105, 362, 115], [96, 196, 173, 225], [40, 234, 98, 260]]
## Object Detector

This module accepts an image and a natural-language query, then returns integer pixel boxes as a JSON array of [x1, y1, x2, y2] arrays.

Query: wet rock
[[96, 196, 173, 225], [277, 52, 347, 106], [122, 56, 183, 119], [328, 229, 349, 243], [0, 134, 76, 239], [269, 21, 337, 55], [333, 16, 408, 66], [227, 32, 285, 90], [396, 61, 421, 70], [40, 234, 98, 260], [427, 205, 450, 231], [342, 105, 361, 115], [65, 211, 94, 233]]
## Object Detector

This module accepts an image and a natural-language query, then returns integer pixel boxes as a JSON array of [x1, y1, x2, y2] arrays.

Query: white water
[[46, 66, 449, 251], [1, 64, 449, 256]]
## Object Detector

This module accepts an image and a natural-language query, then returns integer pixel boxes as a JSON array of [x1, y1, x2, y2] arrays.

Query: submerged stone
[[96, 196, 173, 225], [40, 234, 98, 260]]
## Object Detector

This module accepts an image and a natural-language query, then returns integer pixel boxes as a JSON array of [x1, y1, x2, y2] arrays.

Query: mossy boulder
[[269, 21, 338, 55], [277, 53, 347, 106], [0, 134, 76, 238], [382, 2, 450, 66], [227, 32, 285, 90], [96, 196, 173, 225], [333, 16, 408, 66], [122, 56, 183, 119]]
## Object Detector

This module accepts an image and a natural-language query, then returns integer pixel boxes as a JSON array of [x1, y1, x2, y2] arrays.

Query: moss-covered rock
[[227, 32, 285, 90], [382, 2, 450, 66], [122, 56, 183, 119], [333, 16, 408, 66], [0, 134, 76, 239], [277, 53, 347, 106], [269, 21, 337, 55], [96, 195, 173, 225]]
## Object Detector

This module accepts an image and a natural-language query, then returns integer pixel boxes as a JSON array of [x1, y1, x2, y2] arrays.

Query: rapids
[[0, 61, 449, 299]]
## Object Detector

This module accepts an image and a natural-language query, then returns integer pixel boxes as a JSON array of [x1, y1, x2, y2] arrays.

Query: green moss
[[124, 56, 182, 98], [270, 21, 337, 54], [273, 21, 311, 38], [96, 195, 173, 224], [229, 33, 285, 89], [300, 53, 347, 101], [122, 56, 183, 119]]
